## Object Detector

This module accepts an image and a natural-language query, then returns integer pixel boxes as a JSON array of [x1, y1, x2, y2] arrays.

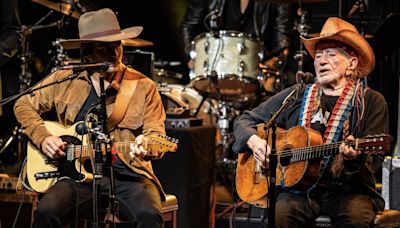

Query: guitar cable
[[10, 157, 32, 228], [74, 133, 85, 228]]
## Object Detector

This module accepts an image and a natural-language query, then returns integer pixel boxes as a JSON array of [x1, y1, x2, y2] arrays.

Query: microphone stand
[[91, 75, 118, 227], [263, 84, 301, 228], [0, 72, 80, 107]]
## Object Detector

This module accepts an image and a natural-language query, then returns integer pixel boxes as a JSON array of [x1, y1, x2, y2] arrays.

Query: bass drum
[[158, 84, 217, 125]]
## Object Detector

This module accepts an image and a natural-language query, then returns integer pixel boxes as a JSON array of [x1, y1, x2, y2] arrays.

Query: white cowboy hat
[[60, 8, 143, 50], [301, 17, 375, 77]]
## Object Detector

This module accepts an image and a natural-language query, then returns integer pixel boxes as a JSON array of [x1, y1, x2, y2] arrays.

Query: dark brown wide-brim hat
[[60, 8, 143, 50], [301, 17, 375, 77]]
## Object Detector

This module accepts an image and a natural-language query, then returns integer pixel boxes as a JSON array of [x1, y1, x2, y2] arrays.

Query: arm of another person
[[0, 0, 22, 67], [180, 0, 209, 58], [269, 3, 291, 56]]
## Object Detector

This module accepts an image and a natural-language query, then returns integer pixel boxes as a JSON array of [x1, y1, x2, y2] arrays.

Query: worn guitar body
[[236, 125, 322, 208]]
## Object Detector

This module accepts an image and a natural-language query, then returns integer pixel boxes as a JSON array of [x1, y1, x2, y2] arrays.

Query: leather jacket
[[181, 0, 291, 60]]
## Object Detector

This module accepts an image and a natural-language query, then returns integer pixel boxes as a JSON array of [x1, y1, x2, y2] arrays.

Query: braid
[[330, 118, 350, 177]]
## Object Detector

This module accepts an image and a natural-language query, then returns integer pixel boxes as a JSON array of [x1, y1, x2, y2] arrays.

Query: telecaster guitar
[[235, 125, 391, 208], [27, 121, 178, 193]]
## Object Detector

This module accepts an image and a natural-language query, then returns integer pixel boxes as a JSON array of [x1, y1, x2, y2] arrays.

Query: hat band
[[80, 29, 121, 39]]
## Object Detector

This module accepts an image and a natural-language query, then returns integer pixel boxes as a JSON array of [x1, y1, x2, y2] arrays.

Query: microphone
[[296, 71, 315, 84], [59, 62, 114, 73], [75, 122, 88, 135]]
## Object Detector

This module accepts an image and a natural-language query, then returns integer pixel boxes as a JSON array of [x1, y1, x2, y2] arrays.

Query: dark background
[[1, 0, 399, 170]]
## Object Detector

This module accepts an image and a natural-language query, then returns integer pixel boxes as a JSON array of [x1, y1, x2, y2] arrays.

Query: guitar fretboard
[[278, 136, 388, 163]]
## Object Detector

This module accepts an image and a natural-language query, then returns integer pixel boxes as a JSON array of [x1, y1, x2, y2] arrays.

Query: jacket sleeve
[[261, 3, 291, 57], [13, 71, 64, 148], [180, 0, 209, 58], [344, 89, 390, 175], [232, 85, 298, 153], [0, 0, 22, 67]]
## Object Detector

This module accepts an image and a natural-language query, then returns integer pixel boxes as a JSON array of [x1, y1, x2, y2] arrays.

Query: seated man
[[14, 8, 168, 227], [233, 17, 389, 227]]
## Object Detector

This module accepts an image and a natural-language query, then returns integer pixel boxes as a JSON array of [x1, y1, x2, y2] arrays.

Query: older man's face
[[314, 47, 355, 87]]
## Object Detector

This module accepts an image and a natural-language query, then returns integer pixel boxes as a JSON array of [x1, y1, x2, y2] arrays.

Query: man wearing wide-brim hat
[[233, 17, 389, 227], [14, 8, 167, 228]]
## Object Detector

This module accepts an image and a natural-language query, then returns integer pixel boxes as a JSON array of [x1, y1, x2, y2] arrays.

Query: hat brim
[[60, 26, 143, 50], [301, 30, 375, 77]]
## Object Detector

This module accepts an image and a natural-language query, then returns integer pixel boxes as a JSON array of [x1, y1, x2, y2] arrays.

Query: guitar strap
[[107, 69, 143, 131], [282, 80, 356, 198]]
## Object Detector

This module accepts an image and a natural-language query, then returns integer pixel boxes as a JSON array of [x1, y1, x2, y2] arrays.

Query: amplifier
[[0, 174, 19, 192], [165, 118, 203, 129], [0, 191, 38, 228], [382, 157, 400, 210]]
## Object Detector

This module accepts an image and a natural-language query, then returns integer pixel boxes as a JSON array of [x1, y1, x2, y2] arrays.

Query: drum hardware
[[293, 7, 312, 72], [347, 0, 368, 36], [31, 0, 85, 19], [0, 9, 68, 168]]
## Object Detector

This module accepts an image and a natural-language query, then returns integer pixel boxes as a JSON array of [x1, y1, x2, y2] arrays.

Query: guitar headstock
[[146, 135, 179, 153], [357, 134, 391, 155]]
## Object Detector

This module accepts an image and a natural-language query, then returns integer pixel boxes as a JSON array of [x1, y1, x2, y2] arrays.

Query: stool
[[375, 210, 400, 228], [83, 194, 178, 228], [313, 210, 400, 228], [162, 194, 178, 228]]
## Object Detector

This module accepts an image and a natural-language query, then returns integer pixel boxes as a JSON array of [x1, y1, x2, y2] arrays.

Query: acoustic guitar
[[236, 124, 391, 208], [27, 121, 178, 193]]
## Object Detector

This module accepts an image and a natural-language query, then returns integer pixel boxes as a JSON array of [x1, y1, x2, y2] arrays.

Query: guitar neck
[[67, 141, 133, 159], [286, 141, 344, 163]]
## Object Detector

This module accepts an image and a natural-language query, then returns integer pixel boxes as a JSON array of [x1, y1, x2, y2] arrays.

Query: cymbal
[[254, 0, 329, 3], [122, 38, 154, 47], [31, 0, 82, 19]]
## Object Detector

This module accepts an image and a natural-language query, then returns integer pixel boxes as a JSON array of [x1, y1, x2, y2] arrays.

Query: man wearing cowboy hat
[[233, 17, 389, 227], [14, 8, 167, 227]]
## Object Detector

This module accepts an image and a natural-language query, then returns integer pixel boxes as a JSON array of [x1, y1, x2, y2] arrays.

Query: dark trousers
[[32, 175, 163, 228], [275, 192, 376, 228]]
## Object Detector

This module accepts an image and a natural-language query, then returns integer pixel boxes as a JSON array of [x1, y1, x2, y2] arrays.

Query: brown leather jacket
[[14, 64, 167, 196]]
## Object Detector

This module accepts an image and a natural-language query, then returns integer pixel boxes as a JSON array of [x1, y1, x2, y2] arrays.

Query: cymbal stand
[[48, 38, 69, 73], [0, 10, 61, 160], [357, 0, 368, 36], [293, 2, 311, 72]]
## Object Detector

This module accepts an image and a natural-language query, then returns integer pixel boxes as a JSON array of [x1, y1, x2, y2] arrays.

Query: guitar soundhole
[[279, 146, 293, 167]]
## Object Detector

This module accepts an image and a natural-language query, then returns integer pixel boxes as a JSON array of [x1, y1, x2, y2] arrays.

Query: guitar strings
[[276, 137, 385, 158]]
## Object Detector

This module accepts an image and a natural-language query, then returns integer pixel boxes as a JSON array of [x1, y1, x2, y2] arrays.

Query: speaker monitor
[[382, 157, 400, 210], [0, 192, 37, 228]]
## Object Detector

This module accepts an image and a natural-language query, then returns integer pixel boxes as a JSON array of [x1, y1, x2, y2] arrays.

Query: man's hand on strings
[[247, 134, 271, 168], [41, 136, 66, 159]]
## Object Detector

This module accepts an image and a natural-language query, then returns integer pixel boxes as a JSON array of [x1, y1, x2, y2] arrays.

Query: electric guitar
[[27, 121, 178, 193], [235, 125, 391, 208]]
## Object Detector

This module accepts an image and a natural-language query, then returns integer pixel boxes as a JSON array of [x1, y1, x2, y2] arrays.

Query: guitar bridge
[[34, 171, 60, 180]]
